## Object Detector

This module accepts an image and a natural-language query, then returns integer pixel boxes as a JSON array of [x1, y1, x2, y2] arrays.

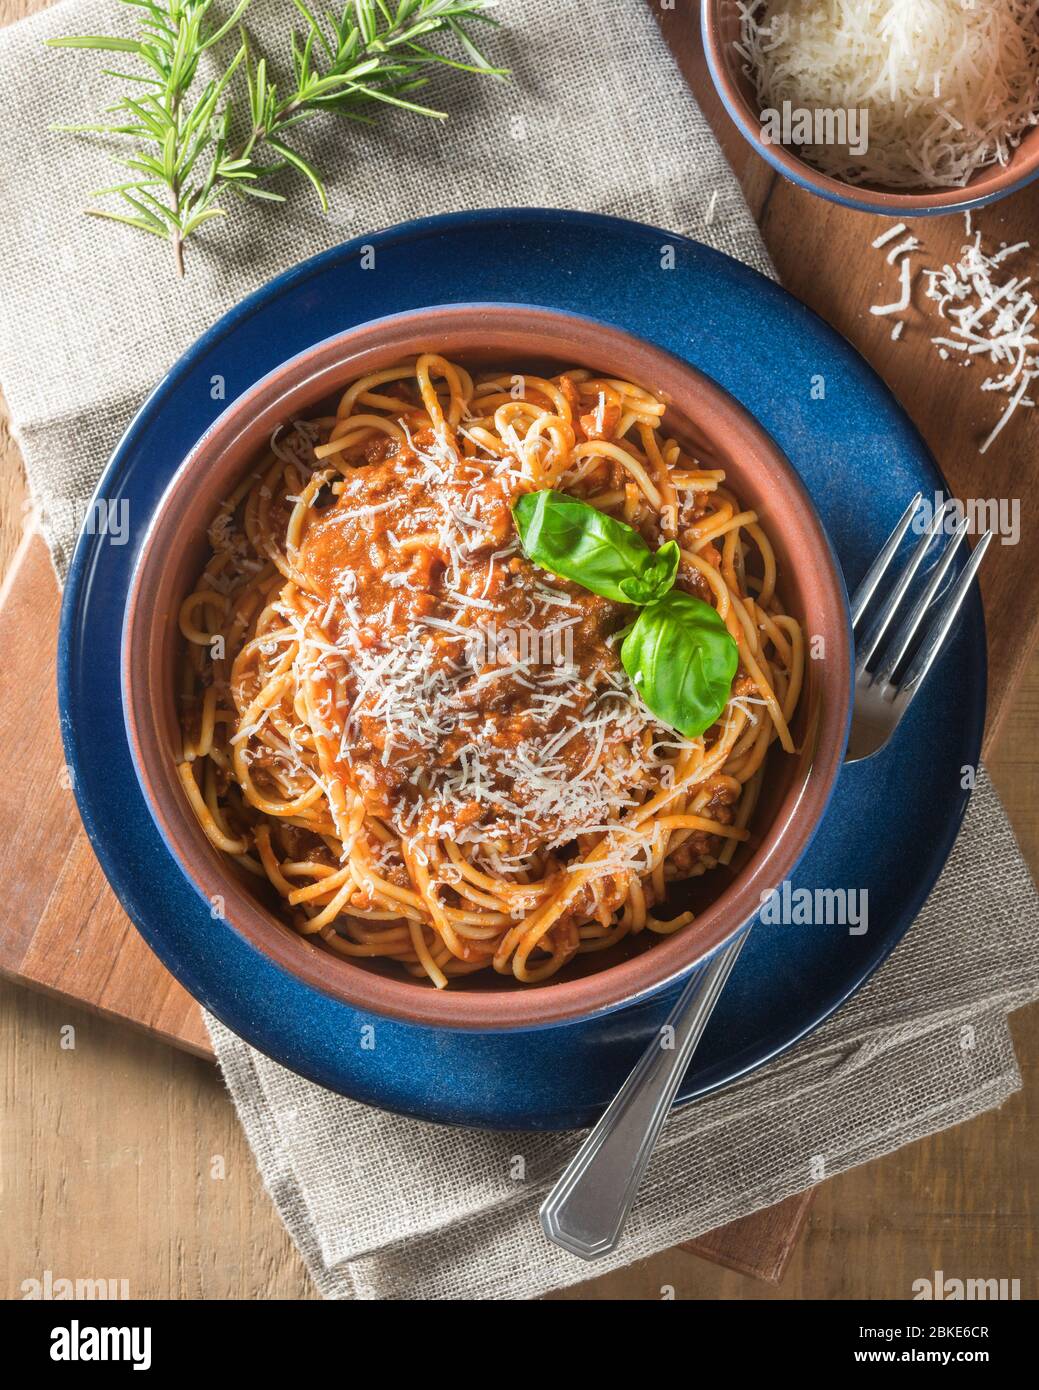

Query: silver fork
[[846, 493, 992, 761], [540, 495, 992, 1261]]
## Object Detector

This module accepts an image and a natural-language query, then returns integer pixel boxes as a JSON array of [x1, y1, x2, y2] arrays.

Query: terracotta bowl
[[122, 304, 852, 1031], [702, 0, 1039, 216]]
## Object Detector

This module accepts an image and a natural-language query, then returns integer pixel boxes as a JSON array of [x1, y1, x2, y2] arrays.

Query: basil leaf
[[513, 490, 679, 605], [620, 590, 739, 738], [618, 540, 680, 604]]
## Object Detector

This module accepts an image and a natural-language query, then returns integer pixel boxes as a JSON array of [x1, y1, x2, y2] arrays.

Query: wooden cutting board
[[0, 530, 211, 1056]]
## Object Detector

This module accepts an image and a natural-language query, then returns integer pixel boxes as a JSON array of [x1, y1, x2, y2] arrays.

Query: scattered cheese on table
[[870, 213, 1038, 454]]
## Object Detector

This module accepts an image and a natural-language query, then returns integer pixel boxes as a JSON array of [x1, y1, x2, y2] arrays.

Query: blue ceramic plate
[[58, 210, 985, 1130]]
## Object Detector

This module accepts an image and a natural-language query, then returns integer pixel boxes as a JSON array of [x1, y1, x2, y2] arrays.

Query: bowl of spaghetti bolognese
[[122, 304, 852, 1030]]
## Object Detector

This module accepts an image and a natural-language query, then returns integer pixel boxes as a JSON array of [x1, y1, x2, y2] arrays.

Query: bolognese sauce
[[175, 356, 803, 986]]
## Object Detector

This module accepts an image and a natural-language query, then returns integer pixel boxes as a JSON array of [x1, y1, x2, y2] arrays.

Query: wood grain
[[680, 1190, 815, 1283], [0, 0, 1036, 1302], [0, 534, 210, 1055]]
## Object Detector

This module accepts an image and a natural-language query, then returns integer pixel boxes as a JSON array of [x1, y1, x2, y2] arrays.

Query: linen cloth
[[1, 0, 1036, 1301]]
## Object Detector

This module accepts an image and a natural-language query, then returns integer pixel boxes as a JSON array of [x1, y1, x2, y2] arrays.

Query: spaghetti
[[175, 355, 804, 987]]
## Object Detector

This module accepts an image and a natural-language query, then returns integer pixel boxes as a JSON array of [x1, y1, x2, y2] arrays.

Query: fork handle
[[539, 930, 749, 1260]]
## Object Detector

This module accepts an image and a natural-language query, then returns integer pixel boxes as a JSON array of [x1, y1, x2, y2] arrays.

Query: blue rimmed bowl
[[120, 302, 852, 1033]]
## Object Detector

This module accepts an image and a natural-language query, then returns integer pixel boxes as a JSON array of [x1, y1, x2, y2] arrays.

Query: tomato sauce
[[296, 431, 645, 851]]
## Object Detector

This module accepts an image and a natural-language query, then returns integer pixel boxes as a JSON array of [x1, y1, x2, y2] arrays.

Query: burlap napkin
[[2, 0, 1037, 1301]]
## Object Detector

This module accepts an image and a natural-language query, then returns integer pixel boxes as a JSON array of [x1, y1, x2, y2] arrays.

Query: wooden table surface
[[1, 0, 1037, 1300]]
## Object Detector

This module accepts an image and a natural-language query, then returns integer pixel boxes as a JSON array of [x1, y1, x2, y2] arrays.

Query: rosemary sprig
[[48, 0, 505, 275]]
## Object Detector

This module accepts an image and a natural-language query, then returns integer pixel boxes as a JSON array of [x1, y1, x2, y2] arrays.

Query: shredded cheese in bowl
[[738, 0, 1039, 189]]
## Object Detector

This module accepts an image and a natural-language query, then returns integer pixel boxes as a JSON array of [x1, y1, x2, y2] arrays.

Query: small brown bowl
[[702, 0, 1039, 216], [122, 305, 852, 1031]]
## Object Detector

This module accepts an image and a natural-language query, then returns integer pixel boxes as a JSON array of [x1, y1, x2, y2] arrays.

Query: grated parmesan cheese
[[870, 255, 913, 315], [872, 221, 906, 248], [873, 212, 1038, 453], [738, 0, 1039, 188]]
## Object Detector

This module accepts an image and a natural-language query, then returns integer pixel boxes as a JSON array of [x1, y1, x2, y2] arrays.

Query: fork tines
[[852, 493, 992, 697]]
